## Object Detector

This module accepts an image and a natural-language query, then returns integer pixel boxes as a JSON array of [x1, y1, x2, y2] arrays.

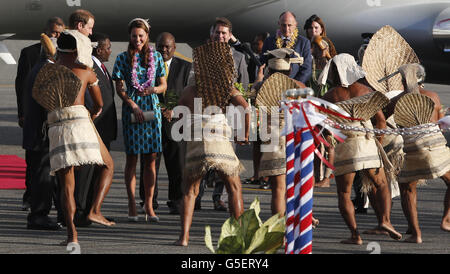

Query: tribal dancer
[[359, 25, 417, 236], [385, 63, 450, 243], [32, 30, 114, 246], [321, 53, 402, 244], [174, 42, 250, 246], [251, 48, 305, 217], [362, 115, 404, 236]]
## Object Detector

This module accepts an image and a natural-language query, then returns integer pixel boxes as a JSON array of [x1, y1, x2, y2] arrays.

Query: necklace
[[275, 28, 299, 49], [131, 45, 156, 93]]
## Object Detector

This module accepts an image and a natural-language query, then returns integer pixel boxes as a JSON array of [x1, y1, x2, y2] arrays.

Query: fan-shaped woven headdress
[[256, 72, 300, 108], [362, 25, 419, 93]]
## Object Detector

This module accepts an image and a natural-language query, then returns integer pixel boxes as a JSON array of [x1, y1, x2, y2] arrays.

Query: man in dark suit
[[138, 32, 192, 214], [89, 33, 117, 150], [19, 18, 65, 230], [261, 11, 312, 83], [16, 17, 65, 212], [73, 32, 117, 225]]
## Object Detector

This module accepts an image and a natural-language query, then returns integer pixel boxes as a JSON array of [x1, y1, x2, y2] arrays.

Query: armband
[[89, 79, 99, 87]]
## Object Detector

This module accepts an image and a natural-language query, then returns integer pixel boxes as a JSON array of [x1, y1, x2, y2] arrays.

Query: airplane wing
[[0, 33, 16, 64]]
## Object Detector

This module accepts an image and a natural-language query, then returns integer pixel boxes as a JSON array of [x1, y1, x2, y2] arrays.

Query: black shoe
[[166, 200, 174, 209], [259, 180, 270, 190], [243, 177, 259, 185], [214, 200, 227, 211], [21, 202, 31, 211], [27, 220, 63, 231]]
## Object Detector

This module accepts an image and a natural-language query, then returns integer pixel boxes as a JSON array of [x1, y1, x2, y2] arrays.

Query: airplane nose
[[433, 7, 450, 53]]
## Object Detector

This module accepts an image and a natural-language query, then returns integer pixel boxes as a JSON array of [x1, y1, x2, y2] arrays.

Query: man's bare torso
[[419, 88, 443, 123], [57, 60, 99, 106], [322, 81, 373, 103]]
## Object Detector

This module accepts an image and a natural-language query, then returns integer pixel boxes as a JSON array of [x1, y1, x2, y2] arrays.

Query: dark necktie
[[101, 63, 110, 80], [282, 38, 289, 48]]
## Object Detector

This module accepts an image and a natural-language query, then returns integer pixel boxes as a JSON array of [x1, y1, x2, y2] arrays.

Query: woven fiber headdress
[[193, 41, 236, 109], [264, 48, 304, 71], [32, 63, 82, 112], [394, 93, 434, 127], [256, 72, 300, 108], [362, 25, 419, 93]]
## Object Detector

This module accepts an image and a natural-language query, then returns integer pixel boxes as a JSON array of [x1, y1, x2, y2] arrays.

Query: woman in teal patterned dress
[[112, 18, 167, 221]]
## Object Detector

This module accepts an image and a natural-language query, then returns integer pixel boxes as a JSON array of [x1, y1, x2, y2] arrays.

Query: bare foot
[[441, 216, 450, 232], [174, 238, 188, 246], [87, 213, 115, 226], [315, 178, 330, 188], [363, 226, 389, 236], [340, 237, 363, 245], [380, 223, 402, 240], [404, 235, 422, 244]]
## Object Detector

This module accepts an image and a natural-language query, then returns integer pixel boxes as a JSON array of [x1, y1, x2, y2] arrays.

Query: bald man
[[261, 11, 312, 83]]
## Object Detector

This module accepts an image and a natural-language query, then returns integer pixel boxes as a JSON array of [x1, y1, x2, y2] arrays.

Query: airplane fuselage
[[1, 0, 450, 83]]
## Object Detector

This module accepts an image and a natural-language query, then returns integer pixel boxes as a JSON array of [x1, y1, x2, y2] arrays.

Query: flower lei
[[275, 28, 299, 49], [131, 45, 156, 93]]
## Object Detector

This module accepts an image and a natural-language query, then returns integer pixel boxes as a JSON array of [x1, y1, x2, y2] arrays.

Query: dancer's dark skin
[[57, 52, 115, 244], [386, 84, 450, 243], [174, 86, 249, 246], [322, 73, 401, 245]]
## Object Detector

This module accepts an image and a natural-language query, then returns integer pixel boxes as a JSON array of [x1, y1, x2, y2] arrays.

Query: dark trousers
[[74, 142, 110, 219], [26, 147, 61, 223], [22, 150, 33, 205], [139, 122, 183, 205], [353, 171, 365, 208], [74, 165, 96, 219], [196, 142, 236, 203], [197, 170, 224, 203]]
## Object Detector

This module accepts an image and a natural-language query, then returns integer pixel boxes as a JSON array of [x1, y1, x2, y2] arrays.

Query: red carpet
[[0, 155, 26, 189]]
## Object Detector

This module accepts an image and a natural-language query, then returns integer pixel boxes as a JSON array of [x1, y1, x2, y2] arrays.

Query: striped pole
[[284, 101, 314, 254], [293, 128, 302, 252], [296, 126, 314, 254], [282, 95, 351, 254], [284, 104, 296, 254]]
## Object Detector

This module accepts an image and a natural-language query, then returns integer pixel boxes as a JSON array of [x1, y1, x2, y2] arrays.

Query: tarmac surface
[[0, 40, 449, 254]]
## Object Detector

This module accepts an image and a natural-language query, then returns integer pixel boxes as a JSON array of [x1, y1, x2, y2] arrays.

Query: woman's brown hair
[[127, 20, 151, 69], [303, 14, 327, 39]]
